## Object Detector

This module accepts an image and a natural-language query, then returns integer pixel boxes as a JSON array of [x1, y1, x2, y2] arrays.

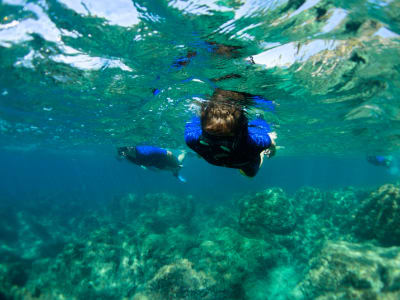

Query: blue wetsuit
[[118, 146, 184, 180], [185, 117, 272, 177], [134, 146, 172, 169], [367, 155, 393, 168]]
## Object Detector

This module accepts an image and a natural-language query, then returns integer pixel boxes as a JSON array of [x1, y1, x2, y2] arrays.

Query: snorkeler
[[117, 145, 186, 182], [184, 88, 276, 177], [367, 155, 394, 168]]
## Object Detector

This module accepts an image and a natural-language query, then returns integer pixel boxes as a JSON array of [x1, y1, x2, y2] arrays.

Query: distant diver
[[367, 155, 394, 168], [117, 145, 186, 182], [185, 88, 276, 177]]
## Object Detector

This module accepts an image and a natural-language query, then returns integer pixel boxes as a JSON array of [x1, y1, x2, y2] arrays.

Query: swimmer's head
[[201, 89, 249, 136], [117, 146, 136, 159], [201, 100, 246, 137]]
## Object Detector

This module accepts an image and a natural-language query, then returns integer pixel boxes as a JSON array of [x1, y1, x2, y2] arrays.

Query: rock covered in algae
[[294, 186, 361, 229], [133, 259, 216, 300], [353, 184, 400, 246], [238, 188, 297, 237], [142, 193, 195, 228], [109, 193, 195, 233], [24, 225, 143, 299], [0, 185, 379, 299], [268, 186, 362, 265], [7, 219, 199, 299], [291, 241, 400, 300], [0, 192, 201, 299], [9, 207, 278, 299], [327, 187, 362, 227], [293, 186, 327, 215], [187, 226, 281, 299], [107, 193, 140, 221], [0, 197, 81, 261]]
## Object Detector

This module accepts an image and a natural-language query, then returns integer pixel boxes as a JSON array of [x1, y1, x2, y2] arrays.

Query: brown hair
[[201, 89, 247, 136]]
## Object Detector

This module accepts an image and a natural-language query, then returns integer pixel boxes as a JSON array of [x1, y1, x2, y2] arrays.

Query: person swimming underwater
[[184, 88, 276, 177], [367, 155, 394, 168], [117, 145, 186, 182]]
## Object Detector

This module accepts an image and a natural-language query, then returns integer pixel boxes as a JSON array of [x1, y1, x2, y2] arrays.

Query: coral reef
[[353, 184, 400, 246], [0, 201, 77, 262], [188, 226, 280, 299], [140, 193, 195, 232], [1, 184, 399, 299], [108, 193, 195, 234], [292, 241, 400, 299], [134, 259, 216, 300], [238, 187, 297, 237], [294, 186, 361, 227]]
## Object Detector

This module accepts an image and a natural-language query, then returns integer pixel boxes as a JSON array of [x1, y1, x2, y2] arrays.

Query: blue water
[[0, 149, 393, 204], [1, 0, 400, 298]]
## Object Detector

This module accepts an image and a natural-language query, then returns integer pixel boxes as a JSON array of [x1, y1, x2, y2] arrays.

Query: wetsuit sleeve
[[134, 145, 172, 168], [184, 116, 202, 148], [136, 145, 167, 157], [247, 119, 272, 152]]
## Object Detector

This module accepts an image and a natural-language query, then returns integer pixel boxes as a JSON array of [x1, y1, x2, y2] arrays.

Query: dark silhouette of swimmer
[[367, 155, 393, 168], [117, 146, 186, 182], [185, 88, 276, 177]]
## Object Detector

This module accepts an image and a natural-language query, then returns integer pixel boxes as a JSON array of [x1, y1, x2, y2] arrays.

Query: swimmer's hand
[[268, 131, 277, 141], [178, 151, 187, 164], [263, 148, 275, 159], [265, 132, 277, 158]]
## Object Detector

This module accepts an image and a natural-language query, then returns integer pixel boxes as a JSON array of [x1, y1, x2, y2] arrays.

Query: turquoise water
[[1, 0, 400, 299]]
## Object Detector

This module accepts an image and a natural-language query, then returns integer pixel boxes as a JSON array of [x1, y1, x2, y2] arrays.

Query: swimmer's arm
[[264, 132, 277, 158], [166, 150, 184, 166], [257, 132, 276, 165], [184, 116, 203, 155], [167, 150, 177, 161]]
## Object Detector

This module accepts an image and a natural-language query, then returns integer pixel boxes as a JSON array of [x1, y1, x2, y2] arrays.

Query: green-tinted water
[[1, 0, 399, 154], [1, 1, 400, 299]]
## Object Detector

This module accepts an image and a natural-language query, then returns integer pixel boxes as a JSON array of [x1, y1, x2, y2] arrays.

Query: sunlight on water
[[0, 0, 399, 155]]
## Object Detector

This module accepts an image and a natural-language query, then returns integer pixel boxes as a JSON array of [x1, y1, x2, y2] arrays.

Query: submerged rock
[[292, 241, 400, 299], [142, 193, 195, 230], [134, 259, 216, 300], [0, 209, 74, 262], [294, 186, 327, 215], [188, 227, 280, 299], [238, 188, 297, 237], [0, 186, 382, 299], [353, 184, 400, 246], [294, 186, 361, 222], [327, 187, 361, 228], [111, 193, 195, 234]]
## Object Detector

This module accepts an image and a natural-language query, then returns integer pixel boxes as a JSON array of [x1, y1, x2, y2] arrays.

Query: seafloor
[[1, 183, 400, 299]]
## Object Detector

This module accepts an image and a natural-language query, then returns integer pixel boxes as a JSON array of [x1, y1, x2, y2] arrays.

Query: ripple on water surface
[[0, 0, 399, 155]]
